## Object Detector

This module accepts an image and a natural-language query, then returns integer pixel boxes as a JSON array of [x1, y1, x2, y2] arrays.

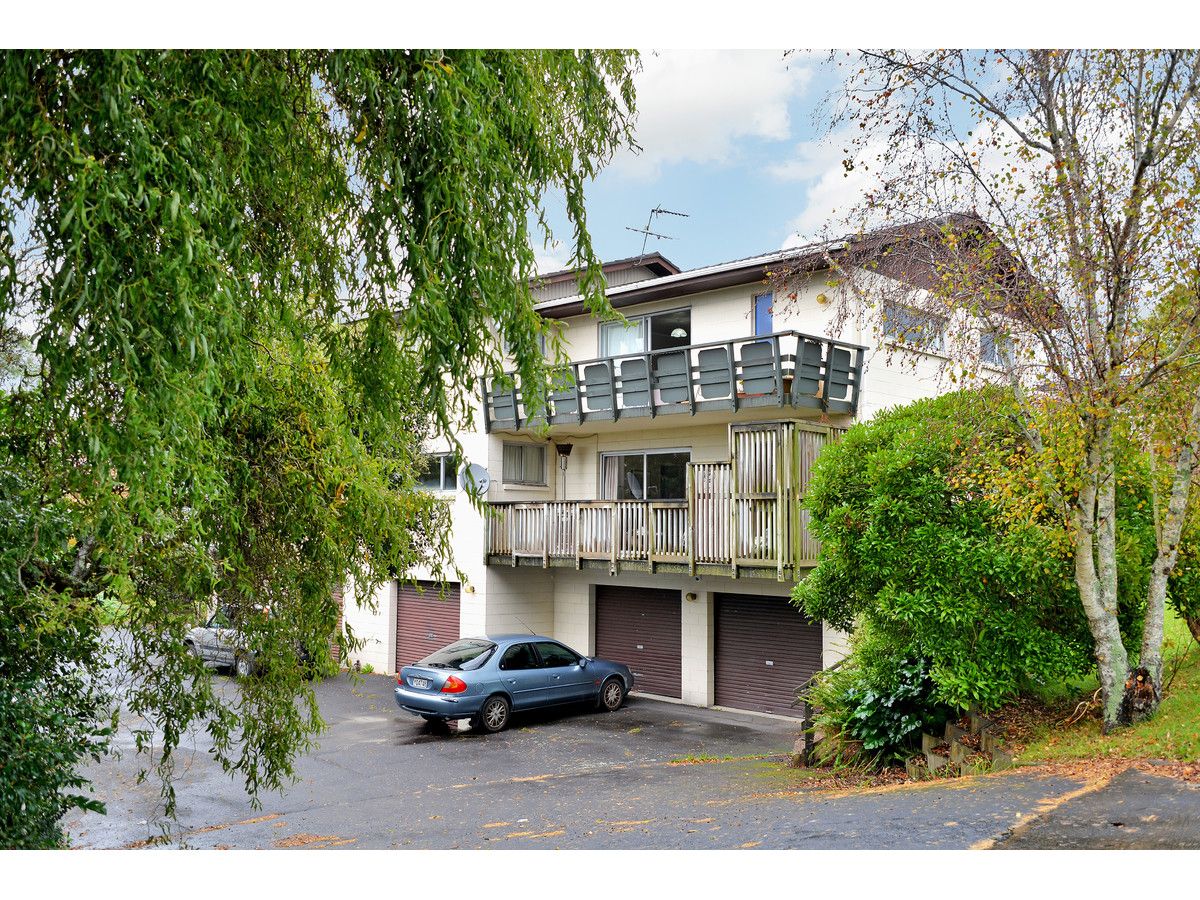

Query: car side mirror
[[578, 657, 588, 668]]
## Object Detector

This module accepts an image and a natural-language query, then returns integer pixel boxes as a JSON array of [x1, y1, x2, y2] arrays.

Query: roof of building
[[532, 213, 1040, 322]]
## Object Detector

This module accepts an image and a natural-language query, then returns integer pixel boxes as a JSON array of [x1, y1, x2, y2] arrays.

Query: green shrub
[[361, 662, 375, 674], [796, 388, 1153, 713], [804, 628, 953, 767]]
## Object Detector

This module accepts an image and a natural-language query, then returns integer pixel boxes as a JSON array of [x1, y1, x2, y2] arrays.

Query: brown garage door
[[395, 580, 461, 670], [594, 585, 681, 699], [715, 593, 822, 717]]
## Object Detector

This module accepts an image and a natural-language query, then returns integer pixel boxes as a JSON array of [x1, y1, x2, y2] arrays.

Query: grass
[[1017, 610, 1200, 763]]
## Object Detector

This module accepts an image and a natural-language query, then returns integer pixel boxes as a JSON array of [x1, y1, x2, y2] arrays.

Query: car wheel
[[598, 677, 625, 712], [234, 653, 255, 679], [473, 695, 511, 734]]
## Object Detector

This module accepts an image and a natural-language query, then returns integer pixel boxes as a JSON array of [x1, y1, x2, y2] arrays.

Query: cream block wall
[[341, 576, 394, 673], [481, 566, 555, 636]]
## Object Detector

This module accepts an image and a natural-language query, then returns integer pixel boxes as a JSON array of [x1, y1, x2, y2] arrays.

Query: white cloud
[[776, 131, 888, 247], [610, 50, 814, 182]]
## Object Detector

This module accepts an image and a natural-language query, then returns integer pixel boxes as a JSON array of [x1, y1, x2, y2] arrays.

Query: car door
[[497, 642, 547, 710], [203, 606, 237, 668], [536, 641, 594, 703]]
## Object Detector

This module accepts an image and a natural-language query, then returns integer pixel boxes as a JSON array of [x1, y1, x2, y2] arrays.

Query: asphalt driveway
[[67, 673, 1199, 849]]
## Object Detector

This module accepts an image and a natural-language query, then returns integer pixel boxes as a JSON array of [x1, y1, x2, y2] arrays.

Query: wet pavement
[[67, 673, 1198, 849]]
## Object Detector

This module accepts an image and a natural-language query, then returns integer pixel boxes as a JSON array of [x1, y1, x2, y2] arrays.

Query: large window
[[502, 442, 547, 486], [599, 308, 691, 358], [417, 453, 459, 492], [601, 449, 690, 501], [882, 301, 945, 351]]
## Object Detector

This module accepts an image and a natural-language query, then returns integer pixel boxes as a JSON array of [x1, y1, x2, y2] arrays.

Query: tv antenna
[[626, 205, 689, 258]]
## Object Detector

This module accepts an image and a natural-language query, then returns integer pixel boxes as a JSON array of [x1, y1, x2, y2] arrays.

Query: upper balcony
[[482, 330, 866, 433]]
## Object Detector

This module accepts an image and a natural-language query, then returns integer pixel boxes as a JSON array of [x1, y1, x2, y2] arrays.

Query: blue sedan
[[394, 635, 635, 733]]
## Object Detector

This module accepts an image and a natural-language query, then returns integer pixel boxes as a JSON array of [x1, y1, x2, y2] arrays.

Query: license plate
[[410, 677, 430, 690]]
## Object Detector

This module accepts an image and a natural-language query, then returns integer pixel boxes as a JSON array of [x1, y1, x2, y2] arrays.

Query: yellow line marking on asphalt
[[970, 768, 1125, 850]]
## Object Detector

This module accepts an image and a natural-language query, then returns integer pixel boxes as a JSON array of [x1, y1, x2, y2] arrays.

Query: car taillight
[[397, 674, 404, 686], [441, 675, 467, 694]]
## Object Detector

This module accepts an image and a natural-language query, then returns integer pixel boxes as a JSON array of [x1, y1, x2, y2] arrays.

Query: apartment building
[[343, 231, 962, 719]]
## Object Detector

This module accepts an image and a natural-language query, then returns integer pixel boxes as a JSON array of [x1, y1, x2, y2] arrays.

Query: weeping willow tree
[[0, 49, 638, 847]]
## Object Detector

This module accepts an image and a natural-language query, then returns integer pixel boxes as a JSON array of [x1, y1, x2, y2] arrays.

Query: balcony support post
[[646, 501, 655, 574], [727, 342, 739, 411], [608, 359, 619, 422], [480, 377, 492, 434], [610, 502, 618, 575], [574, 503, 581, 570], [573, 362, 584, 425], [820, 339, 835, 413], [686, 465, 696, 576], [774, 335, 786, 407], [542, 503, 549, 569], [509, 505, 517, 568], [645, 353, 656, 419]]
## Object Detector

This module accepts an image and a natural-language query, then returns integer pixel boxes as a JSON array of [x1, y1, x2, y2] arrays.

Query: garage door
[[594, 585, 682, 699], [714, 593, 822, 717], [395, 580, 461, 670]]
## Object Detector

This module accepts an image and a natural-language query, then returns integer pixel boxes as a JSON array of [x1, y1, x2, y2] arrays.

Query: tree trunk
[[1188, 616, 1200, 645], [1135, 390, 1200, 720], [1074, 426, 1130, 732]]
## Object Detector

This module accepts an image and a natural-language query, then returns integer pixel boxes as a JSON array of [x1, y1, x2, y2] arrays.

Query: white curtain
[[602, 456, 620, 500]]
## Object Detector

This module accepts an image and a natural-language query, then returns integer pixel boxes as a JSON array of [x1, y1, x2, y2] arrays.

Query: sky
[[534, 50, 867, 275]]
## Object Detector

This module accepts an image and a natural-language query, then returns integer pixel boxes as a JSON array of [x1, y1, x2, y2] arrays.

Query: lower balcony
[[485, 463, 821, 581]]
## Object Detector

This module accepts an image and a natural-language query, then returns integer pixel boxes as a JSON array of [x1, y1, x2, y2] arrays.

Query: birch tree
[[796, 50, 1200, 730]]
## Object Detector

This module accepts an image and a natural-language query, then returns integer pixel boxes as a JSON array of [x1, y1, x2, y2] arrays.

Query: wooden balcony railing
[[482, 330, 865, 432], [485, 422, 839, 580]]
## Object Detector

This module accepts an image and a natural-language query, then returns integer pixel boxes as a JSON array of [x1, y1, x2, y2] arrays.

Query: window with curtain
[[599, 308, 691, 358], [882, 301, 945, 351], [502, 443, 546, 485], [600, 450, 690, 500], [980, 331, 1013, 367]]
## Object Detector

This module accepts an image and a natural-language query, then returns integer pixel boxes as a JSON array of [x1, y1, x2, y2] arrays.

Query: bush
[[796, 388, 1152, 713], [804, 628, 953, 767]]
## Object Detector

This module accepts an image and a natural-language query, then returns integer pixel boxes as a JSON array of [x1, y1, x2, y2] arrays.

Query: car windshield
[[415, 639, 496, 671]]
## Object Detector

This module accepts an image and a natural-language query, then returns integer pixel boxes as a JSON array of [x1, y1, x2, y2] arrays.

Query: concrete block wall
[[341, 576, 394, 673], [481, 565, 555, 636]]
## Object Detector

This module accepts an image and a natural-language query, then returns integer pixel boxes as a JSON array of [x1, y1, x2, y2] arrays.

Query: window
[[499, 643, 540, 671], [536, 641, 580, 668], [599, 308, 691, 358], [981, 331, 1014, 368], [415, 639, 496, 671], [754, 292, 774, 336], [882, 301, 945, 351], [417, 452, 459, 492], [502, 442, 547, 486], [601, 449, 690, 501]]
